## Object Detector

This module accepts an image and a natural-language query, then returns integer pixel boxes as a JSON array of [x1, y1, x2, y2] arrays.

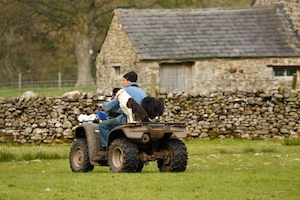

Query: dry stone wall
[[0, 91, 101, 143], [160, 87, 300, 140], [0, 88, 300, 144]]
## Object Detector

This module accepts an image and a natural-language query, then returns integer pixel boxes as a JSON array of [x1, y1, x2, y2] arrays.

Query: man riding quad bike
[[69, 120, 188, 173], [70, 71, 188, 173]]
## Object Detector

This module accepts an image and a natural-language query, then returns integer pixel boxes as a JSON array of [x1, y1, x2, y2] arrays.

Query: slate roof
[[115, 4, 300, 60]]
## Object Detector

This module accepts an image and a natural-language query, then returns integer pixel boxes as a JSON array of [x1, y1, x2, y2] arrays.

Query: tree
[[0, 0, 43, 82], [18, 0, 119, 87], [16, 0, 173, 87]]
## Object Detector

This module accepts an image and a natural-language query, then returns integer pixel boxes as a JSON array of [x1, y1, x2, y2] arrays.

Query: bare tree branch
[[18, 0, 75, 26]]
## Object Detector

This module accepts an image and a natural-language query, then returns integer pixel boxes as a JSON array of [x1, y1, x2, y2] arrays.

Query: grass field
[[0, 138, 299, 200]]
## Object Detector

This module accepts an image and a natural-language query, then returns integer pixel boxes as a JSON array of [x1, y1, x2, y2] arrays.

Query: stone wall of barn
[[193, 57, 300, 95], [96, 13, 161, 96], [96, 14, 140, 95], [254, 0, 300, 32], [0, 88, 299, 144], [97, 52, 300, 95]]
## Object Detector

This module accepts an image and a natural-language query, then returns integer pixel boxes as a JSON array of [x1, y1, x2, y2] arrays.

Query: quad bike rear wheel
[[108, 138, 139, 173], [70, 138, 94, 172], [157, 139, 188, 172]]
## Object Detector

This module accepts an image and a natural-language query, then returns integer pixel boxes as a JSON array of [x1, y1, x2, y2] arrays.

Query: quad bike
[[69, 121, 188, 173]]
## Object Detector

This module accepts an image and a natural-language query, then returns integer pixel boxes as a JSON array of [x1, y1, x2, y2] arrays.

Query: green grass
[[0, 151, 16, 162], [0, 139, 300, 200], [0, 143, 69, 162], [0, 87, 98, 98], [282, 137, 300, 146]]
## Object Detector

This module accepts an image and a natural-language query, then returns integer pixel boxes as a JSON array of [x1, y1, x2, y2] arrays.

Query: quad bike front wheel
[[108, 138, 139, 173], [70, 138, 94, 172], [157, 139, 188, 172]]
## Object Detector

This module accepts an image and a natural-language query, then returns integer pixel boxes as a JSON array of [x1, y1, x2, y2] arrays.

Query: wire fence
[[0, 80, 96, 89], [0, 80, 98, 98]]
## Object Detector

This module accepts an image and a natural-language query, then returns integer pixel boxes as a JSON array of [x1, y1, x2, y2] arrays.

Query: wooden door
[[159, 63, 193, 92]]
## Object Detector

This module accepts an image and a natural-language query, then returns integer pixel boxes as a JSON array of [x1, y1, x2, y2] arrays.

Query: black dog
[[141, 97, 165, 119], [115, 89, 149, 123]]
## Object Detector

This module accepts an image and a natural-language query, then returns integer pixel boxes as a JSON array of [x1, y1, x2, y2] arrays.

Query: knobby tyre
[[158, 139, 188, 172], [69, 138, 94, 172], [108, 138, 139, 173]]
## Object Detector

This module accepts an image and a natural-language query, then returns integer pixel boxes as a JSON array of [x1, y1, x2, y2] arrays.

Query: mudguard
[[74, 123, 102, 163], [107, 123, 187, 146]]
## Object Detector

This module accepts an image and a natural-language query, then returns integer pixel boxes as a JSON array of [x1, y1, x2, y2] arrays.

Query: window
[[268, 65, 299, 77], [274, 68, 297, 77], [111, 63, 121, 76]]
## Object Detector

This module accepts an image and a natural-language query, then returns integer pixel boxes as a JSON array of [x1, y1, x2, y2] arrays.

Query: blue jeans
[[99, 114, 127, 147]]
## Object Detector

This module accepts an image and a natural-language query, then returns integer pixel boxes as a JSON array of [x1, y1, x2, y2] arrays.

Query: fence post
[[18, 73, 21, 90], [58, 72, 61, 89], [292, 73, 297, 90]]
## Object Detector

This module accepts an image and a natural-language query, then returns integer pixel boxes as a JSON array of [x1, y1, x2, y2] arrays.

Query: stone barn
[[95, 2, 300, 96]]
